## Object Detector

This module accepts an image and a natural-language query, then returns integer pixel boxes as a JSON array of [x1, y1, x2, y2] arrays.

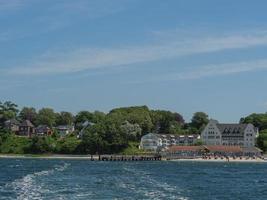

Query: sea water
[[0, 159, 266, 200]]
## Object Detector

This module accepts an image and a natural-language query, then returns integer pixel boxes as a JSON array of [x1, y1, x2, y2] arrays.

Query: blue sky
[[1, 0, 267, 122]]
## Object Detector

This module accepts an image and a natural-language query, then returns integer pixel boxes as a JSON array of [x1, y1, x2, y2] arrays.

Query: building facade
[[56, 125, 75, 137], [139, 133, 199, 152], [201, 120, 258, 147], [36, 125, 53, 136], [4, 119, 20, 133], [18, 120, 35, 137]]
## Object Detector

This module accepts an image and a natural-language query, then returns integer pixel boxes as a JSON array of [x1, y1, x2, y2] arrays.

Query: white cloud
[[5, 30, 267, 75], [144, 59, 267, 82]]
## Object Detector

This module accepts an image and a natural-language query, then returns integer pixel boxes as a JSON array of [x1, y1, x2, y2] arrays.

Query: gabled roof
[[57, 125, 73, 130], [36, 125, 50, 131], [216, 124, 248, 136], [5, 119, 20, 125], [20, 120, 34, 127]]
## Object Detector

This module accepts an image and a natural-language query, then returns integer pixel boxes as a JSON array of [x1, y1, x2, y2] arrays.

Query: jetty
[[97, 155, 162, 161]]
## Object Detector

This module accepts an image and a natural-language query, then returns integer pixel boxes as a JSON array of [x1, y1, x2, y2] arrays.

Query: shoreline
[[0, 154, 100, 160], [0, 154, 266, 162], [168, 158, 266, 163]]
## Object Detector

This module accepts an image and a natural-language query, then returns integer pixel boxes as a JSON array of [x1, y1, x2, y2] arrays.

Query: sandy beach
[[169, 157, 267, 163]]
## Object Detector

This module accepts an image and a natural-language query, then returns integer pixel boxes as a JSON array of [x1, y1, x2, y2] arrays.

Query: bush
[[56, 136, 81, 154], [25, 136, 57, 154], [0, 134, 31, 154], [121, 142, 147, 155]]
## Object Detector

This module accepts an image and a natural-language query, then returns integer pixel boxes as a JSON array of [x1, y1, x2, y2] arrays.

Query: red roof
[[168, 146, 203, 152], [204, 145, 242, 153]]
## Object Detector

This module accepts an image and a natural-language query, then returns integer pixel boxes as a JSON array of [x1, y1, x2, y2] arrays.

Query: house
[[35, 125, 53, 136], [56, 125, 75, 137], [139, 133, 199, 152], [78, 121, 95, 138], [139, 133, 163, 152], [201, 119, 258, 147], [18, 120, 35, 137], [4, 119, 20, 132]]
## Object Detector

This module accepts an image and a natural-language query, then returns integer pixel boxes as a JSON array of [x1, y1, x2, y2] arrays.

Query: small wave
[[5, 162, 70, 200], [120, 166, 188, 200]]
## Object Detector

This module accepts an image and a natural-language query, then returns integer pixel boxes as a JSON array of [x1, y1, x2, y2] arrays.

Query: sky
[[1, 0, 267, 122]]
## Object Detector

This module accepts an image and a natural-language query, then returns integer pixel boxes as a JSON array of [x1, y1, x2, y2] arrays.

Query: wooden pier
[[96, 155, 162, 161]]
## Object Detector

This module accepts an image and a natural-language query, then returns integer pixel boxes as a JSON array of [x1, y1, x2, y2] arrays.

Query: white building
[[201, 120, 258, 147], [139, 133, 199, 152], [56, 125, 75, 137]]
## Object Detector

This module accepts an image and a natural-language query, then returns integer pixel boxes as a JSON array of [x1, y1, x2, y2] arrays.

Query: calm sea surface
[[0, 159, 266, 200]]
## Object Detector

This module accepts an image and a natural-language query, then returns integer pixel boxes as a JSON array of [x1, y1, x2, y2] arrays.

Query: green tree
[[0, 101, 19, 125], [190, 112, 209, 132], [120, 120, 142, 141], [168, 121, 184, 135], [240, 113, 267, 131], [80, 126, 106, 154], [108, 106, 153, 134], [75, 111, 94, 124], [150, 110, 185, 134], [92, 111, 106, 123], [19, 107, 37, 123], [36, 108, 57, 127], [195, 139, 204, 146], [27, 136, 56, 154], [56, 111, 74, 126], [257, 129, 267, 152], [56, 136, 81, 154]]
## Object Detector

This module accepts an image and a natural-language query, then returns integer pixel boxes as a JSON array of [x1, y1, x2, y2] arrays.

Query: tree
[[168, 121, 184, 135], [0, 101, 19, 124], [92, 111, 106, 123], [174, 112, 185, 125], [75, 111, 94, 124], [120, 121, 142, 141], [26, 136, 55, 153], [80, 125, 106, 154], [36, 108, 57, 127], [240, 113, 267, 131], [108, 106, 153, 134], [150, 110, 185, 134], [19, 107, 37, 123], [257, 129, 267, 152], [191, 112, 209, 132], [56, 136, 81, 154], [56, 111, 74, 126]]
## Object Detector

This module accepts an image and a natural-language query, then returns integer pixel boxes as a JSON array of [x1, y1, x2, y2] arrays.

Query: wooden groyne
[[95, 155, 162, 161]]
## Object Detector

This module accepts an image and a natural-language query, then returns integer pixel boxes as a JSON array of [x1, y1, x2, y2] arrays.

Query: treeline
[[0, 101, 209, 154], [1, 100, 267, 154]]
